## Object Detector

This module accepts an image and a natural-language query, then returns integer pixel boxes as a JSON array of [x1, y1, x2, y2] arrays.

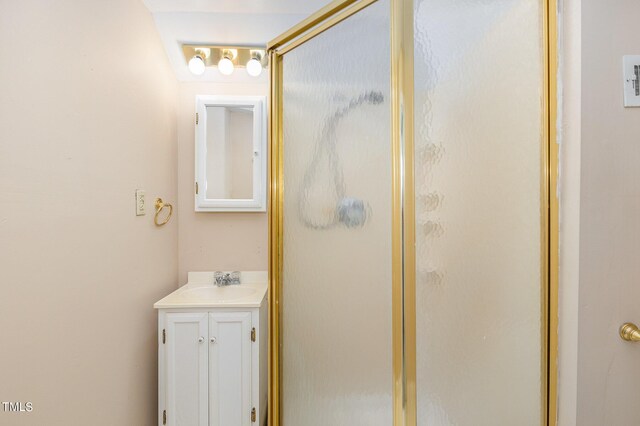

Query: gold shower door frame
[[267, 0, 559, 424]]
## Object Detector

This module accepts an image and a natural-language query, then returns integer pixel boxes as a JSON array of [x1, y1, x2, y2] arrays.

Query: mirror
[[195, 95, 267, 212]]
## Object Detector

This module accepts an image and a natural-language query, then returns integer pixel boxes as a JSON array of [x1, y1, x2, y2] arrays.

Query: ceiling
[[142, 0, 332, 82]]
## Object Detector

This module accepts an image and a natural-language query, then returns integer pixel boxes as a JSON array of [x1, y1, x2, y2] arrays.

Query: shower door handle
[[620, 323, 640, 342]]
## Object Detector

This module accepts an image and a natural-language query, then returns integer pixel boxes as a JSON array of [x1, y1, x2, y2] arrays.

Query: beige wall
[[178, 82, 268, 283], [576, 0, 640, 424], [0, 1, 178, 425]]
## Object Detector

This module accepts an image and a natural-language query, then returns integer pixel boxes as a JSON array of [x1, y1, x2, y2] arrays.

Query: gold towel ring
[[154, 198, 173, 226]]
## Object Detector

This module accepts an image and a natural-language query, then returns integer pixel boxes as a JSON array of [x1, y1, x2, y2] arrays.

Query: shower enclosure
[[268, 0, 558, 424]]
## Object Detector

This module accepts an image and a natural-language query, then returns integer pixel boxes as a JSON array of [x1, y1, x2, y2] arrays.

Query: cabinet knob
[[198, 336, 204, 343], [210, 337, 217, 344]]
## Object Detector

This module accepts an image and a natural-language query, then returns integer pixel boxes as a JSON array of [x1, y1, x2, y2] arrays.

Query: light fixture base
[[182, 45, 269, 73]]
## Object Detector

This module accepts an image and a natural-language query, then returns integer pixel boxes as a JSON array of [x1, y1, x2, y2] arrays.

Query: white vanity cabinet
[[155, 272, 268, 426]]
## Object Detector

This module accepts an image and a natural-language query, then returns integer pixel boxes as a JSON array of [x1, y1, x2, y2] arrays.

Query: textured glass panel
[[414, 1, 544, 425], [281, 1, 392, 424]]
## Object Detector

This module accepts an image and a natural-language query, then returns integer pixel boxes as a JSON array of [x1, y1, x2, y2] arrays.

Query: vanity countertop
[[154, 271, 268, 309]]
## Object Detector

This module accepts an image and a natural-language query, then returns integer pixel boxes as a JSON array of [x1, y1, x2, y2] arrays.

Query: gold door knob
[[620, 323, 640, 342]]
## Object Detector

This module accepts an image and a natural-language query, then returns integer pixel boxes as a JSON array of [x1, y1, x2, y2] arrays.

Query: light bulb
[[218, 57, 234, 75], [188, 55, 206, 75], [246, 58, 263, 77]]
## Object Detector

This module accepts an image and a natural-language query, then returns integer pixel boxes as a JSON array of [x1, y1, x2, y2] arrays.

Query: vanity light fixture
[[188, 55, 206, 75], [187, 48, 210, 76], [182, 45, 268, 77], [246, 50, 264, 77], [218, 49, 236, 75], [218, 57, 235, 75]]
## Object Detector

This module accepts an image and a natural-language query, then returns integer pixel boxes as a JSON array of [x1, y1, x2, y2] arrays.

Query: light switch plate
[[623, 55, 640, 107], [135, 189, 146, 216]]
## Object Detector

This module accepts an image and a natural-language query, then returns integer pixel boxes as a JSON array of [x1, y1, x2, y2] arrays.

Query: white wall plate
[[623, 55, 640, 107]]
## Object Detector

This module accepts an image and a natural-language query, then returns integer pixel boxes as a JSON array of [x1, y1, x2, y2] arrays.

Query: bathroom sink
[[153, 271, 268, 309], [180, 286, 257, 302]]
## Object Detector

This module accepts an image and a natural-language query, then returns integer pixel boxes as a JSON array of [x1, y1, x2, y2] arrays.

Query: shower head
[[298, 90, 386, 230]]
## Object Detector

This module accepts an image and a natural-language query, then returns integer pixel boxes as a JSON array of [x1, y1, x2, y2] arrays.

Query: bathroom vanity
[[154, 272, 268, 426]]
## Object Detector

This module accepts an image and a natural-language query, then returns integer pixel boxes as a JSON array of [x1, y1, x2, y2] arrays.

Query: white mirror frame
[[195, 95, 267, 212]]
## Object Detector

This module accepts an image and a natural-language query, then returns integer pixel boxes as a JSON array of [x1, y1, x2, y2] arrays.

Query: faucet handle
[[214, 271, 241, 285]]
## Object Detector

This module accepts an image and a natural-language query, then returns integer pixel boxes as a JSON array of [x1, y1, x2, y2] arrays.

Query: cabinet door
[[165, 313, 208, 426], [209, 312, 252, 426]]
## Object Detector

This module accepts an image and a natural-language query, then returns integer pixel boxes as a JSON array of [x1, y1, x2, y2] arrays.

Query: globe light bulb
[[188, 55, 206, 75], [246, 58, 263, 77], [218, 57, 234, 75]]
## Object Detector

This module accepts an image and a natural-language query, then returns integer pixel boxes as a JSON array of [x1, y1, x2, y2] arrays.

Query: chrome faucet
[[214, 271, 241, 286]]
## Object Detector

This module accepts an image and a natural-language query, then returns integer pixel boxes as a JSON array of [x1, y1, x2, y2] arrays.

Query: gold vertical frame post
[[268, 49, 283, 426], [544, 0, 559, 424], [391, 0, 416, 424]]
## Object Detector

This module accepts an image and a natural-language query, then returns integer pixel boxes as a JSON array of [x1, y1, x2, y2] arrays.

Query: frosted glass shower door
[[414, 0, 546, 425], [280, 0, 393, 424]]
